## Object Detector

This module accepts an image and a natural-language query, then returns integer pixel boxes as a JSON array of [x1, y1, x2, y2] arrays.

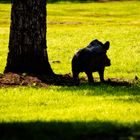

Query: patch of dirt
[[0, 73, 47, 88], [0, 73, 75, 87], [0, 72, 139, 88], [48, 21, 83, 25]]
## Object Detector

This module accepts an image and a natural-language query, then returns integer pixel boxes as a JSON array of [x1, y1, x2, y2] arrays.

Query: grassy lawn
[[0, 1, 140, 139]]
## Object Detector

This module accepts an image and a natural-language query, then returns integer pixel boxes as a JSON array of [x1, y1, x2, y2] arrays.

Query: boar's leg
[[85, 71, 94, 83], [98, 69, 105, 82], [73, 71, 80, 85]]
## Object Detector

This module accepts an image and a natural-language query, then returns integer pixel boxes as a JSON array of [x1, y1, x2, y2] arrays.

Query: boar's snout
[[105, 57, 111, 66]]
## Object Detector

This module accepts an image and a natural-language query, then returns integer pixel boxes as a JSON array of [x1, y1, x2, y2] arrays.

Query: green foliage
[[0, 1, 140, 139]]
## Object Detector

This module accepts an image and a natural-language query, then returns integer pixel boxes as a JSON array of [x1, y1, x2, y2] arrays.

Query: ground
[[0, 72, 138, 88]]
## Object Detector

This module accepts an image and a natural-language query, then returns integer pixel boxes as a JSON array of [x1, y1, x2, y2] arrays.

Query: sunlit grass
[[0, 2, 140, 78], [0, 4, 10, 72], [47, 1, 140, 79], [0, 85, 140, 123]]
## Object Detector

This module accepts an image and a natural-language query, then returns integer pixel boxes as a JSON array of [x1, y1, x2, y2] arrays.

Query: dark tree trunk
[[4, 0, 54, 75]]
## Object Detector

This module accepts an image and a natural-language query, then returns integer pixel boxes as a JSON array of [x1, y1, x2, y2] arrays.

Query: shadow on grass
[[0, 120, 140, 140], [39, 73, 139, 86], [40, 74, 140, 96], [58, 81, 140, 95]]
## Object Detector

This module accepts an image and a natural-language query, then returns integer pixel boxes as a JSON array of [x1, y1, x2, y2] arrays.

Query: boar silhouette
[[72, 39, 111, 85]]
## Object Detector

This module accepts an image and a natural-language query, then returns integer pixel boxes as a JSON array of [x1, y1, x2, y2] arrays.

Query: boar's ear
[[104, 41, 110, 50]]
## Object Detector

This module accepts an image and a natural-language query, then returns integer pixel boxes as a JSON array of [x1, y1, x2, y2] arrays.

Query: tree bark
[[5, 0, 54, 75]]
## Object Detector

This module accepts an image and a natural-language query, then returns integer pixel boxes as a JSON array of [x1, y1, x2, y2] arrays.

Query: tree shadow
[[39, 74, 140, 93], [39, 73, 138, 87], [0, 120, 140, 140], [38, 74, 140, 97]]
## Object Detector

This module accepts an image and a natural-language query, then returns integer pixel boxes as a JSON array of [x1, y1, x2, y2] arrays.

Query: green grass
[[0, 85, 140, 139], [0, 86, 140, 122], [47, 1, 140, 78], [0, 1, 140, 139]]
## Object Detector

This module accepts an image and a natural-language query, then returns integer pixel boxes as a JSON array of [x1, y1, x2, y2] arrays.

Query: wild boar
[[72, 39, 111, 85]]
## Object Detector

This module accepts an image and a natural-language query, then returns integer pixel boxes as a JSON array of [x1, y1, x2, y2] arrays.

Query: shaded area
[[57, 81, 140, 96], [0, 121, 140, 140]]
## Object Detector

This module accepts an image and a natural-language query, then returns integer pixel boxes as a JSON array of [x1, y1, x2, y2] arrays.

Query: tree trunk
[[4, 0, 54, 75]]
